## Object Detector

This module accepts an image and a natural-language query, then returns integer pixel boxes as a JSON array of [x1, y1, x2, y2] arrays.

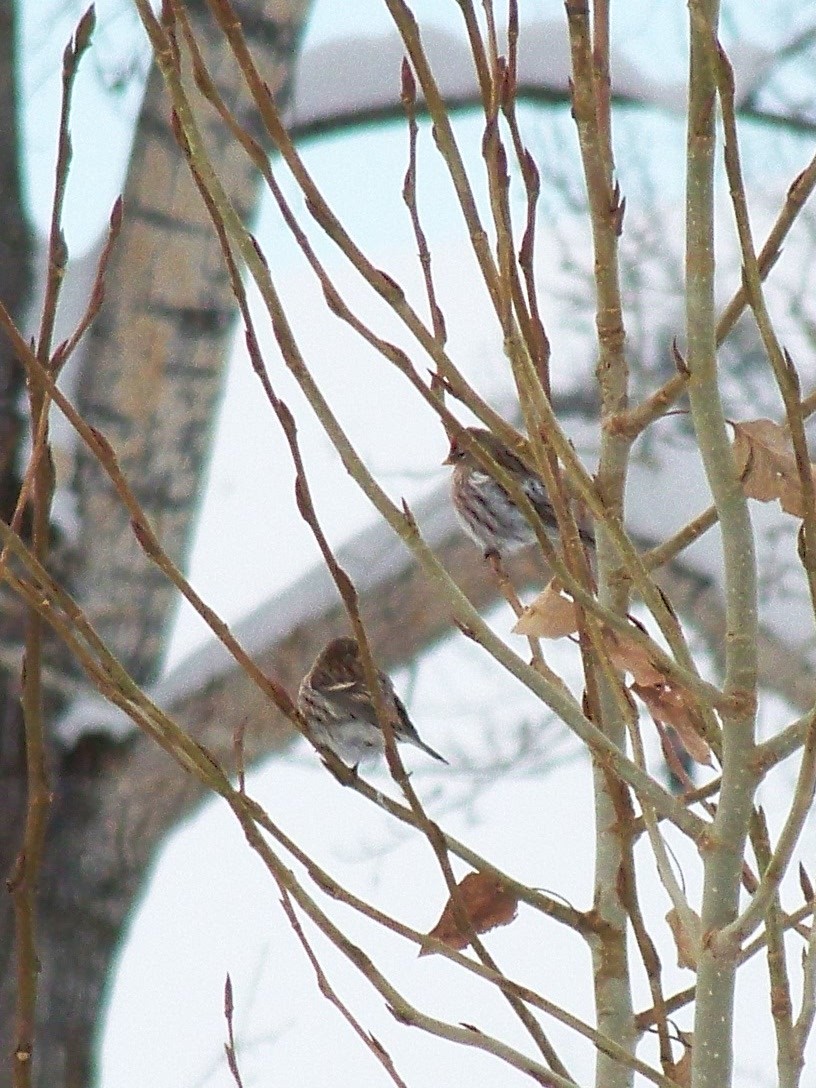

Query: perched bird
[[297, 637, 447, 766], [444, 426, 595, 558]]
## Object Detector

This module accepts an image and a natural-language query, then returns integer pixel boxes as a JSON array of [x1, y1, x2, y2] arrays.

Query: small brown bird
[[297, 637, 447, 766], [444, 426, 595, 558]]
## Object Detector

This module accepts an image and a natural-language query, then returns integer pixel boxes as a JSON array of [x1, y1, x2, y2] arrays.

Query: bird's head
[[442, 435, 465, 466], [311, 637, 361, 683], [443, 428, 496, 467]]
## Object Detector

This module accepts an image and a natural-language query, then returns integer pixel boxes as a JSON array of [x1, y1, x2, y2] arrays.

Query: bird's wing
[[524, 476, 595, 545], [393, 694, 449, 763], [524, 477, 559, 531], [321, 677, 382, 726], [392, 692, 416, 735], [501, 446, 534, 476]]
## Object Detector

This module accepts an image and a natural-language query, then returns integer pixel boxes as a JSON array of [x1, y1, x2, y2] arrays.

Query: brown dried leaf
[[603, 621, 665, 686], [512, 579, 578, 639], [631, 681, 713, 766], [732, 418, 816, 517], [421, 872, 519, 957], [666, 908, 701, 971], [800, 862, 814, 904]]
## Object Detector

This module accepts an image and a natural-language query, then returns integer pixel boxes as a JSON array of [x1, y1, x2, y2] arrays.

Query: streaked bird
[[445, 426, 595, 558], [297, 637, 447, 765]]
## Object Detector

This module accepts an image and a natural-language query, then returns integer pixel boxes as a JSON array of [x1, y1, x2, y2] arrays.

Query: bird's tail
[[411, 735, 449, 764]]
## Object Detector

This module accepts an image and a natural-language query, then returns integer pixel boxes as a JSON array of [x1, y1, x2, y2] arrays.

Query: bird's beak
[[442, 442, 457, 466]]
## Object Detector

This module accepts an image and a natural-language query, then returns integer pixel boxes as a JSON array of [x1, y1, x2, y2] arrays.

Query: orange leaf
[[512, 579, 578, 639], [421, 872, 519, 956], [732, 418, 816, 517], [631, 681, 713, 766]]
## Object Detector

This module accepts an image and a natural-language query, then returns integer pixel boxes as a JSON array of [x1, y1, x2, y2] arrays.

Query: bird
[[444, 426, 595, 558], [297, 637, 447, 766]]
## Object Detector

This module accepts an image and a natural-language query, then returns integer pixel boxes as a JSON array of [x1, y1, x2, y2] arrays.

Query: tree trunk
[[0, 3, 312, 1084]]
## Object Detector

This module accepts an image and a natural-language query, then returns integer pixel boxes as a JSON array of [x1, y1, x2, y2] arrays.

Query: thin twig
[[400, 58, 447, 355], [278, 892, 411, 1088], [11, 13, 94, 1087], [222, 976, 246, 1088], [751, 812, 798, 1087]]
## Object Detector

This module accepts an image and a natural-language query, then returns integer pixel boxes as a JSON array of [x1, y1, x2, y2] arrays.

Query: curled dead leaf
[[631, 681, 713, 766], [512, 579, 578, 639], [603, 619, 665, 686], [666, 907, 702, 971], [800, 862, 814, 904], [420, 872, 519, 957], [732, 417, 816, 517]]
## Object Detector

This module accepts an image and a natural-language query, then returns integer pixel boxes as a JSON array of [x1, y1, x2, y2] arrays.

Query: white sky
[[18, 1, 816, 1086]]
